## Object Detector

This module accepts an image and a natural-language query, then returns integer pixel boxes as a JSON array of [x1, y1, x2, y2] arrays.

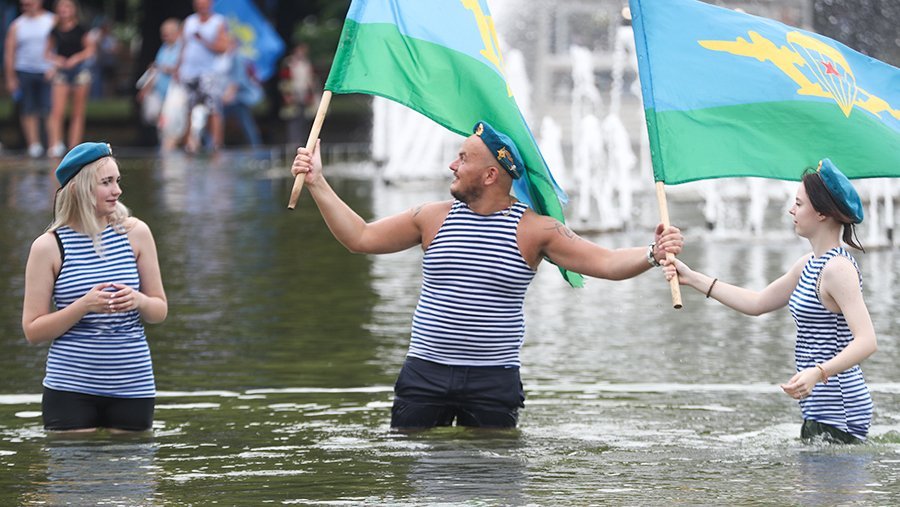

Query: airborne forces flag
[[324, 0, 582, 287], [629, 0, 900, 184]]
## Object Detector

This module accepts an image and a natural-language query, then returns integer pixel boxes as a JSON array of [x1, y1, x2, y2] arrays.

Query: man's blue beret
[[473, 121, 523, 179], [818, 158, 863, 224], [55, 142, 113, 187]]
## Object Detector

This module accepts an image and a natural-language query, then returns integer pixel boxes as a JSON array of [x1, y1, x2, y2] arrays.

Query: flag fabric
[[325, 0, 583, 287], [629, 0, 900, 184], [214, 0, 285, 81]]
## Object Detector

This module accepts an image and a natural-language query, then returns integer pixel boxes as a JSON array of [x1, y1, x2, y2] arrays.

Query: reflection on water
[[21, 436, 159, 506], [796, 451, 874, 506], [399, 429, 526, 505], [0, 154, 898, 504]]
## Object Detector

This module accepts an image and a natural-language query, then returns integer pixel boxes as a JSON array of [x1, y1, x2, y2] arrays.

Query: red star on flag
[[822, 61, 841, 77]]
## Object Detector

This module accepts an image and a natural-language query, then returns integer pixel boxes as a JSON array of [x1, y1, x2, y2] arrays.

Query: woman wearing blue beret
[[21, 142, 168, 433], [663, 160, 877, 444]]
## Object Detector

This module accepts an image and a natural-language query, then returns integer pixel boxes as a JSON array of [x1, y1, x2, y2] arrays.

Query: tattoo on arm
[[411, 204, 425, 217], [547, 219, 578, 240]]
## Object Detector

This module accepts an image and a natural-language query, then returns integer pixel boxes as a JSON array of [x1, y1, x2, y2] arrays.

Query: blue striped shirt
[[45, 225, 155, 398], [788, 247, 871, 440], [408, 200, 536, 367]]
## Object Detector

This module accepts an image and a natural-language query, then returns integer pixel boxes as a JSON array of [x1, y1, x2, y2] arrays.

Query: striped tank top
[[45, 225, 155, 398], [788, 247, 871, 440], [408, 200, 536, 367]]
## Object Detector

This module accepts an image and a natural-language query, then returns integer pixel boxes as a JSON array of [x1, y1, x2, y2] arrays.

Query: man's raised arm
[[291, 140, 424, 254]]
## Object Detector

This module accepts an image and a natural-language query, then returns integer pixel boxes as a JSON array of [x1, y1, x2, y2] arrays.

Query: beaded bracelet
[[646, 242, 661, 267]]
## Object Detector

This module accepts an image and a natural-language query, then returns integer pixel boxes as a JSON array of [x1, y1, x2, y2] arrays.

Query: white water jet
[[372, 97, 458, 182], [572, 114, 610, 227], [505, 47, 533, 124], [567, 30, 642, 231], [861, 179, 896, 247], [538, 116, 571, 191]]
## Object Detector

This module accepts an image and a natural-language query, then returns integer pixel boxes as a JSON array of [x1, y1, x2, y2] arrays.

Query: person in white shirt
[[175, 0, 229, 153], [4, 0, 55, 158]]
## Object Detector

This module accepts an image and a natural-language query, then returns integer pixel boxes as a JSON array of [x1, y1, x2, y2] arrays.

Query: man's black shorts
[[390, 357, 524, 429], [42, 387, 154, 431]]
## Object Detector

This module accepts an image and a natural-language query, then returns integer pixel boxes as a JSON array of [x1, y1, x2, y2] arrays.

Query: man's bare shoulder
[[519, 208, 576, 239], [410, 200, 452, 221]]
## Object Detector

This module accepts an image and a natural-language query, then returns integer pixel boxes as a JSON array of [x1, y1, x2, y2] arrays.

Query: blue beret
[[473, 121, 523, 179], [55, 142, 113, 187], [817, 158, 863, 224]]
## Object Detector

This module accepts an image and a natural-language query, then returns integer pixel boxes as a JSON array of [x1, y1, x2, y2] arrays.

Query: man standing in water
[[291, 121, 683, 430]]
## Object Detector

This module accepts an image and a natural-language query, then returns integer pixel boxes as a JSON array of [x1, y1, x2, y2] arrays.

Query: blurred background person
[[222, 35, 262, 148], [175, 0, 229, 153], [87, 16, 118, 98], [0, 0, 20, 153], [136, 18, 181, 149], [278, 41, 317, 146], [45, 0, 94, 158], [4, 0, 54, 158]]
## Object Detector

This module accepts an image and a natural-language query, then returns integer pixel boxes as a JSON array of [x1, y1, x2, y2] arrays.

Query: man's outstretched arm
[[529, 215, 682, 280]]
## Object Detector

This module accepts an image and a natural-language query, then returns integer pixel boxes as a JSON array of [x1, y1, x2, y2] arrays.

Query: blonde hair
[[49, 157, 131, 255]]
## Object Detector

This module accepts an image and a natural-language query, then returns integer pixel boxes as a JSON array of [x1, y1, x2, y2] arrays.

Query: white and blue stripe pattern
[[408, 200, 536, 367], [788, 247, 871, 440], [45, 225, 155, 398]]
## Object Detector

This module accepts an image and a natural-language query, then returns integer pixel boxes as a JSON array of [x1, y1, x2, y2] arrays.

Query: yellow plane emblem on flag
[[461, 0, 514, 97], [699, 31, 899, 121]]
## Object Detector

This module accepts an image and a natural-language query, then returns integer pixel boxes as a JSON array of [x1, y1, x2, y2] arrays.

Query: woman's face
[[92, 160, 122, 218], [789, 182, 821, 238]]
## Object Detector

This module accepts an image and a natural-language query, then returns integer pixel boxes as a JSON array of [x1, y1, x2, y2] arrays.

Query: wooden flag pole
[[655, 181, 683, 309], [287, 90, 333, 209]]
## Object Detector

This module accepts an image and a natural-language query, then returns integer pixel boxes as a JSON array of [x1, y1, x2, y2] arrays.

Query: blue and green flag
[[325, 0, 582, 287], [629, 0, 900, 184], [214, 0, 284, 81]]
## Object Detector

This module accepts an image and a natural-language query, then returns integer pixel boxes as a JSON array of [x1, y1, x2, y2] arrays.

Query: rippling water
[[0, 153, 898, 505]]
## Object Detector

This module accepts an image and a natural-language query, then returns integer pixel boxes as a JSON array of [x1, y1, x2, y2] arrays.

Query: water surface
[[1, 154, 898, 505]]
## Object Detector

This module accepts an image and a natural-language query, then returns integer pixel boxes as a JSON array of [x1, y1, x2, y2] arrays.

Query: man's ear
[[483, 165, 500, 185]]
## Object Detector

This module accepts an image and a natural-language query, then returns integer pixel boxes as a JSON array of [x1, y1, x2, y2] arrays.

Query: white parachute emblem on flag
[[787, 31, 857, 118]]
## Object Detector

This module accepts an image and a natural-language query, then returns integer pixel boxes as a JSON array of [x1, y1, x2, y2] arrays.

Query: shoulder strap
[[53, 229, 65, 264]]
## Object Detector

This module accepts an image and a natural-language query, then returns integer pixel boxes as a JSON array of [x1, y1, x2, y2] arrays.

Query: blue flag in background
[[214, 0, 284, 81]]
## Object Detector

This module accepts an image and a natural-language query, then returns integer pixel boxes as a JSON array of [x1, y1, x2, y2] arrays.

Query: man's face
[[194, 0, 212, 15], [20, 0, 39, 12], [449, 136, 492, 203]]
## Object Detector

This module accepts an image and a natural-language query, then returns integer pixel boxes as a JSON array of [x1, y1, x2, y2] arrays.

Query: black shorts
[[801, 419, 863, 444], [391, 357, 525, 430], [42, 387, 155, 431]]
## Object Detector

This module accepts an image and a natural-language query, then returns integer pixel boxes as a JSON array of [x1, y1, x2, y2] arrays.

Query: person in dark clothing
[[45, 0, 94, 157]]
